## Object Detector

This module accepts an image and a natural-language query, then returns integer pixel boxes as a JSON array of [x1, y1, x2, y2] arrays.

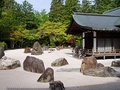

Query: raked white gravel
[[0, 48, 120, 90]]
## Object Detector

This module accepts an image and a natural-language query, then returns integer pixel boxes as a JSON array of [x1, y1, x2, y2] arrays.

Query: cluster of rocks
[[0, 45, 21, 70], [2, 41, 120, 89], [37, 66, 65, 90], [24, 41, 65, 55], [23, 56, 67, 90], [24, 41, 43, 55], [80, 56, 120, 77], [24, 41, 63, 55], [72, 46, 81, 58], [72, 46, 86, 58]]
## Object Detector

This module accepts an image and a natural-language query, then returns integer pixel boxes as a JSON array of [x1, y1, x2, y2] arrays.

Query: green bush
[[50, 42, 56, 48], [75, 40, 81, 46], [0, 42, 8, 50]]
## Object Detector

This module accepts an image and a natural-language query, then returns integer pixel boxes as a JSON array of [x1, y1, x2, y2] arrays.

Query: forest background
[[0, 0, 120, 49]]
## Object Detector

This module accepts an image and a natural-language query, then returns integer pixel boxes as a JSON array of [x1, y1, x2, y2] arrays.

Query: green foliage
[[92, 0, 117, 14], [0, 0, 44, 48], [0, 12, 13, 41], [34, 9, 49, 26], [0, 0, 119, 49], [114, 0, 120, 7], [65, 0, 81, 15], [81, 0, 93, 13], [0, 0, 4, 17], [49, 41, 56, 48], [38, 21, 71, 47], [0, 42, 8, 49], [49, 0, 81, 25], [74, 35, 82, 46], [49, 0, 64, 22], [22, 29, 39, 41], [21, 0, 38, 29]]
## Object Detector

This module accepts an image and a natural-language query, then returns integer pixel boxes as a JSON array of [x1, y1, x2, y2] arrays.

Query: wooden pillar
[[82, 32, 85, 50], [93, 31, 97, 54]]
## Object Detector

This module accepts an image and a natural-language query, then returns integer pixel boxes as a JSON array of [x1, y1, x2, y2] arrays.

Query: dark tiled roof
[[73, 13, 120, 31], [66, 7, 120, 34]]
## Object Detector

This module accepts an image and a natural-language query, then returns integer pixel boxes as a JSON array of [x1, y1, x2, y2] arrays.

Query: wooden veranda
[[85, 49, 120, 59]]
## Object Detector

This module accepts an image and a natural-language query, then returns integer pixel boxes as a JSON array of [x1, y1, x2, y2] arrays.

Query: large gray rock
[[0, 56, 21, 70], [51, 58, 69, 67], [83, 66, 120, 77], [37, 67, 54, 83], [0, 45, 5, 59], [80, 56, 120, 77], [23, 56, 45, 73], [80, 56, 97, 73], [31, 41, 43, 55]]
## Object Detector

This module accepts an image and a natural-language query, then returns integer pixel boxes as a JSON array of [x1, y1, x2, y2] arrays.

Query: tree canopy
[[0, 0, 4, 17], [0, 0, 119, 49]]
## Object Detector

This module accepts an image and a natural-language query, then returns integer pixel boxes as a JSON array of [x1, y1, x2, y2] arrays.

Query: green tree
[[0, 0, 16, 42], [0, 0, 40, 48], [21, 0, 38, 29], [3, 0, 15, 13], [38, 21, 70, 47], [0, 0, 4, 17], [49, 0, 64, 22], [34, 9, 49, 26], [64, 0, 81, 24], [93, 0, 116, 14], [114, 0, 120, 7], [81, 0, 93, 13], [21, 29, 39, 47]]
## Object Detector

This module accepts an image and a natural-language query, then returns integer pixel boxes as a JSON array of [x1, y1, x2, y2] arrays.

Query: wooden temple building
[[66, 7, 120, 59]]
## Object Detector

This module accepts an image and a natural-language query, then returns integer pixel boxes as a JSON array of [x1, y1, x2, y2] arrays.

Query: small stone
[[49, 81, 65, 90], [24, 47, 31, 53], [111, 60, 120, 67]]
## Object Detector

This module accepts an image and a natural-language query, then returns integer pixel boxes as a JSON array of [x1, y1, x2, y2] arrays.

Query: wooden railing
[[85, 49, 120, 59], [85, 49, 120, 54]]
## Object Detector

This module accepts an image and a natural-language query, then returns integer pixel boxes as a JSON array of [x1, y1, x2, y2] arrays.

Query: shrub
[[50, 42, 56, 48], [0, 42, 8, 50]]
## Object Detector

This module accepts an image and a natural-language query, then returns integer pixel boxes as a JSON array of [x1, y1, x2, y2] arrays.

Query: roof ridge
[[74, 12, 120, 17], [103, 7, 120, 14]]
